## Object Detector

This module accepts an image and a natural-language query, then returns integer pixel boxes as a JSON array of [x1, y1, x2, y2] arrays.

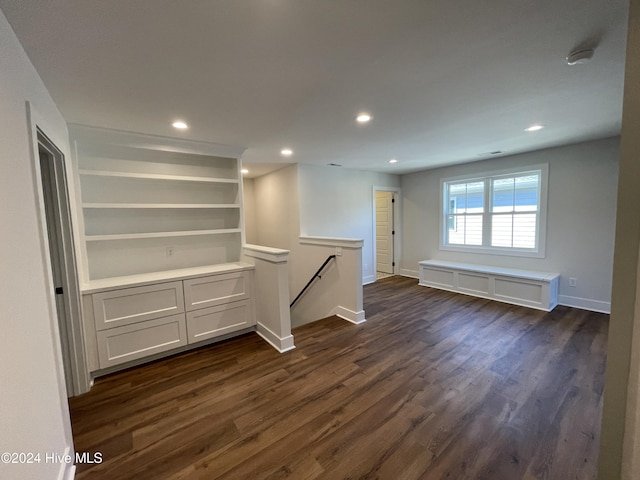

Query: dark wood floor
[[69, 276, 608, 480]]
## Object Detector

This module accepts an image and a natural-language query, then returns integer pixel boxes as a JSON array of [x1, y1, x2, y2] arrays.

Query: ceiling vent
[[566, 48, 595, 65], [477, 150, 503, 157]]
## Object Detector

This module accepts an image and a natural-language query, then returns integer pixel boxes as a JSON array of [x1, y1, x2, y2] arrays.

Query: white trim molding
[[299, 236, 364, 249], [334, 306, 366, 324], [372, 185, 402, 277], [28, 102, 92, 398], [58, 446, 76, 480], [256, 323, 295, 353], [558, 295, 611, 314], [69, 123, 246, 159], [363, 274, 376, 285], [439, 163, 549, 259], [243, 244, 290, 263]]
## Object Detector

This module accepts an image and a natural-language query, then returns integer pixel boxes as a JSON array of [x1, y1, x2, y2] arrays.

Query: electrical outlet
[[569, 277, 577, 287], [166, 247, 175, 257], [336, 247, 342, 256]]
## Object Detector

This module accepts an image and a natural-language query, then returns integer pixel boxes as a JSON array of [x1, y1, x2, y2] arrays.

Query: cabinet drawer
[[96, 313, 187, 369], [92, 281, 184, 331], [186, 300, 253, 343], [184, 272, 250, 311]]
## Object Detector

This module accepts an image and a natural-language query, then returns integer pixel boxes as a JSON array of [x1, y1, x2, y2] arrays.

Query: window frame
[[439, 164, 549, 258]]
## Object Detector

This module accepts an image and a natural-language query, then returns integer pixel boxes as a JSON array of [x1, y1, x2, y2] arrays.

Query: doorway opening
[[373, 187, 400, 281], [37, 129, 89, 397]]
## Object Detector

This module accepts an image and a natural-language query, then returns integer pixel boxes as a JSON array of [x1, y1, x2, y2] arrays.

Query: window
[[441, 165, 548, 257]]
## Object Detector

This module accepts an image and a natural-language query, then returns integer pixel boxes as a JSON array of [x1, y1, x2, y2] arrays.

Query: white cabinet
[[83, 266, 255, 371], [184, 271, 250, 311], [183, 271, 252, 343], [71, 127, 255, 374], [186, 300, 252, 343], [96, 314, 187, 368], [92, 281, 184, 330], [418, 260, 559, 311]]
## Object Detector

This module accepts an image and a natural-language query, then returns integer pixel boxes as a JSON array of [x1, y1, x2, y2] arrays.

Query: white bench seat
[[418, 260, 559, 311]]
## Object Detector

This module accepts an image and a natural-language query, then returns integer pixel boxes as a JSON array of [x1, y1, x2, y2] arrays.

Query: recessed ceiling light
[[389, 159, 398, 164], [172, 120, 188, 130], [281, 148, 293, 156], [356, 113, 372, 123], [525, 124, 544, 132], [241, 168, 249, 175]]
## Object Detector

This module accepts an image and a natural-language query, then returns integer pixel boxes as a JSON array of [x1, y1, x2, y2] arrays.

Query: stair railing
[[290, 255, 337, 308]]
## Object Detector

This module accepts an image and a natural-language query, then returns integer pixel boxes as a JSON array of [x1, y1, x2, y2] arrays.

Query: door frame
[[27, 103, 91, 396], [371, 186, 401, 283]]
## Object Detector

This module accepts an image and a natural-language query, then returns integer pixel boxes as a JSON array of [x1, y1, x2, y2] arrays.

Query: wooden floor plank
[[69, 275, 608, 480]]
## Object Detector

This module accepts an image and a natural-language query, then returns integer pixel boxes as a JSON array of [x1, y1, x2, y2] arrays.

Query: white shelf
[[72, 126, 244, 283], [78, 169, 239, 184], [82, 203, 240, 209], [81, 262, 255, 294], [85, 229, 242, 242]]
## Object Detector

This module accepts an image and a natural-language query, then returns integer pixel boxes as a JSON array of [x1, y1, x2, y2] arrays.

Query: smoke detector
[[566, 48, 594, 65]]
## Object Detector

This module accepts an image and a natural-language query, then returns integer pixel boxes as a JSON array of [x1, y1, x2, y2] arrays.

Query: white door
[[376, 191, 394, 274]]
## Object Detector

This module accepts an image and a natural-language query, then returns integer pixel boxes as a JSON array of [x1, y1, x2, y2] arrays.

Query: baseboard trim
[[335, 306, 366, 324], [399, 268, 419, 279], [558, 295, 611, 314], [256, 323, 296, 353], [58, 446, 76, 480], [363, 274, 376, 285], [62, 465, 76, 480]]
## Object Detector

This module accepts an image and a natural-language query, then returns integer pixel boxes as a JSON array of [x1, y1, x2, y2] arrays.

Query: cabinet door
[[183, 272, 250, 311], [186, 300, 253, 344], [96, 313, 187, 369], [92, 281, 184, 331]]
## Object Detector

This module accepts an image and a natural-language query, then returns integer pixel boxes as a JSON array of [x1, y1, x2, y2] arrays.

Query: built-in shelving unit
[[70, 125, 247, 284], [69, 126, 266, 377]]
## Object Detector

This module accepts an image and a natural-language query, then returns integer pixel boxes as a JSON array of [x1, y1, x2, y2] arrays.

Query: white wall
[[400, 137, 619, 312], [601, 0, 640, 477], [250, 165, 368, 326], [251, 164, 307, 315], [290, 238, 365, 327], [297, 164, 400, 283], [242, 177, 258, 244], [0, 9, 75, 480], [252, 164, 301, 252]]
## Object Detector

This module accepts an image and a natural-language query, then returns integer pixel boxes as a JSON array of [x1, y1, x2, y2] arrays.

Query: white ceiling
[[0, 0, 629, 176]]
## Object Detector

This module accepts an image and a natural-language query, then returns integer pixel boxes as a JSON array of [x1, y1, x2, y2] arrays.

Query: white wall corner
[[256, 322, 295, 353], [334, 306, 366, 324], [400, 269, 420, 279]]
